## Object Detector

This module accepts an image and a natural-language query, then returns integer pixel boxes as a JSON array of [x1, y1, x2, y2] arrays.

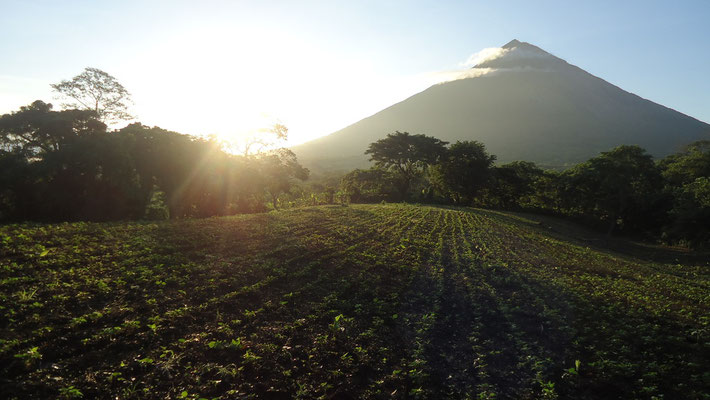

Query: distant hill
[[293, 39, 710, 170]]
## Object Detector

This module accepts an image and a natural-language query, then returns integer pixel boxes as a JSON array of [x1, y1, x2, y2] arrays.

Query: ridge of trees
[[1, 68, 309, 220], [0, 105, 309, 221], [344, 132, 710, 248]]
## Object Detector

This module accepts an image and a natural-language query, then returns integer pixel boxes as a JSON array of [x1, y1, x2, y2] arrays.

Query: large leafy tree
[[486, 161, 552, 209], [0, 101, 145, 221], [664, 177, 710, 247], [658, 141, 710, 246], [566, 145, 663, 235], [51, 67, 133, 123], [433, 140, 496, 204], [365, 131, 448, 200], [0, 100, 105, 157], [258, 148, 309, 209], [658, 140, 710, 186], [37, 133, 145, 221]]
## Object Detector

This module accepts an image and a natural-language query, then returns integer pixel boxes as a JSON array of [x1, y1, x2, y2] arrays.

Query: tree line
[[0, 68, 309, 221], [342, 131, 710, 248]]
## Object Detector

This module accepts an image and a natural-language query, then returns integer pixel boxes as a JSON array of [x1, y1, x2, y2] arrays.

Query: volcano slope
[[293, 40, 710, 171], [1, 204, 708, 399]]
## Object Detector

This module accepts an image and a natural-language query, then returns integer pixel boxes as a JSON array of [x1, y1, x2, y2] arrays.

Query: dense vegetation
[[1, 204, 708, 399], [0, 102, 309, 221], [0, 68, 312, 222], [343, 132, 710, 248]]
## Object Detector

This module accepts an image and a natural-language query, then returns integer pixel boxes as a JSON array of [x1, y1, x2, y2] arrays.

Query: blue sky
[[1, 0, 708, 144]]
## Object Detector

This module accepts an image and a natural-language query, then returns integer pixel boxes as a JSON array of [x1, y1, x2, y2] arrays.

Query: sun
[[124, 23, 434, 148]]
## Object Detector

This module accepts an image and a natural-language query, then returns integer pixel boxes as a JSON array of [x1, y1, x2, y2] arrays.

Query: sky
[[1, 0, 709, 146]]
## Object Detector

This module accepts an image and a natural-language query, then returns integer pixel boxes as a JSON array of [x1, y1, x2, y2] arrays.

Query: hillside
[[1, 204, 709, 399], [293, 40, 710, 170]]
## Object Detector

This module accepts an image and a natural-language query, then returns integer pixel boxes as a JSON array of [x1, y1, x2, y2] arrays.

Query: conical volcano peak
[[502, 39, 552, 56], [503, 39, 522, 48], [475, 39, 563, 70], [503, 39, 549, 50]]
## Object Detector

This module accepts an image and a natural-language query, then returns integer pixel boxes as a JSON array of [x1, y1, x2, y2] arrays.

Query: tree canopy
[[658, 140, 710, 186], [0, 100, 105, 157], [433, 140, 496, 204], [487, 161, 549, 209], [658, 140, 710, 246], [51, 67, 133, 123], [259, 148, 310, 209], [0, 102, 310, 221], [365, 131, 448, 199], [341, 168, 398, 203], [563, 145, 663, 235]]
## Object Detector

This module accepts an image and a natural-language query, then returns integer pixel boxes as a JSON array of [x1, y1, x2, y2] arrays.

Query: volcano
[[293, 40, 710, 170]]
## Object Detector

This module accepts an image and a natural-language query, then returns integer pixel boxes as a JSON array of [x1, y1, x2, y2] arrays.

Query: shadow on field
[[471, 208, 710, 266], [384, 205, 709, 399], [104, 205, 710, 399], [453, 261, 708, 399]]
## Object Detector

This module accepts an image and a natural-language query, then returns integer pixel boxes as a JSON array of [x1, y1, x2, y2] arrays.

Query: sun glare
[[117, 24, 438, 147]]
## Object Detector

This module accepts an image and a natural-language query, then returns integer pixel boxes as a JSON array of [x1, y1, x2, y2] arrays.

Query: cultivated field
[[1, 204, 708, 399]]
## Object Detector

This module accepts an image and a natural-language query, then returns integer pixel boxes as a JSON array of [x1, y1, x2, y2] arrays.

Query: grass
[[1, 204, 708, 399]]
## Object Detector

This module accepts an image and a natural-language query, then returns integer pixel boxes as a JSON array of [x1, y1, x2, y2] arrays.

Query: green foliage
[[0, 100, 105, 157], [551, 145, 663, 235], [432, 140, 496, 204], [257, 148, 309, 210], [539, 381, 558, 399], [0, 103, 140, 221], [658, 141, 710, 247], [664, 177, 710, 247], [658, 140, 710, 186], [365, 131, 448, 199], [144, 188, 170, 220], [0, 107, 309, 221], [341, 168, 399, 203], [347, 136, 708, 245], [485, 161, 552, 209], [59, 386, 83, 399]]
